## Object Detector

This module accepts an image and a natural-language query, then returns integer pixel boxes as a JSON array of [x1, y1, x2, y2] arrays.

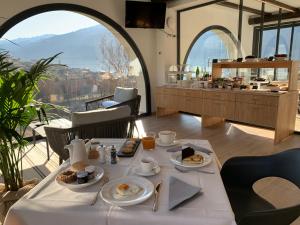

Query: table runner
[[4, 139, 236, 225]]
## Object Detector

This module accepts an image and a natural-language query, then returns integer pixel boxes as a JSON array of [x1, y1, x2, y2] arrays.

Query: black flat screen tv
[[125, 1, 166, 29]]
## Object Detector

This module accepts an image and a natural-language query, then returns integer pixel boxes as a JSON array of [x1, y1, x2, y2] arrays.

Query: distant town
[[11, 57, 139, 115]]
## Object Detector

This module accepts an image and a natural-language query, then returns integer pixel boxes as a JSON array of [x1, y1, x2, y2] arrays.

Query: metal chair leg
[[32, 129, 36, 146], [46, 138, 50, 161]]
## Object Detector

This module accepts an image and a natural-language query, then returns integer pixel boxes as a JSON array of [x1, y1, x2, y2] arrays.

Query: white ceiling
[[168, 0, 300, 13]]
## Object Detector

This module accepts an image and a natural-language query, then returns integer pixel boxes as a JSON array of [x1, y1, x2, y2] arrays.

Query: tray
[[117, 138, 141, 157]]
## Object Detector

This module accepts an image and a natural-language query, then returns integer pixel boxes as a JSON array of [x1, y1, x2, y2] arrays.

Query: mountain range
[[0, 25, 114, 72]]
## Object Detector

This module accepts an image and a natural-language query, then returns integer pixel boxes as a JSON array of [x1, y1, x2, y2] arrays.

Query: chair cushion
[[101, 100, 120, 108], [71, 105, 131, 127], [226, 187, 275, 223], [113, 87, 138, 103]]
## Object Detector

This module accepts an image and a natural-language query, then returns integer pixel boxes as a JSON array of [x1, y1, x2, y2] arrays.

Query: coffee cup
[[140, 158, 156, 173], [158, 130, 176, 145]]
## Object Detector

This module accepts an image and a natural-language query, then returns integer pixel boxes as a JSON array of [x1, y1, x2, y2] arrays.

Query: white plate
[[156, 138, 180, 147], [170, 151, 212, 168], [56, 166, 104, 190], [100, 176, 154, 206], [133, 164, 161, 177]]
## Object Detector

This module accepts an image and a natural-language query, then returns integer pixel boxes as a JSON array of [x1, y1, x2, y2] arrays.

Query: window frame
[[252, 21, 300, 59]]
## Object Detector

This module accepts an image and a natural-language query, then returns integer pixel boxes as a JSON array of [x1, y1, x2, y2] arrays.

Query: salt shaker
[[110, 145, 117, 164], [98, 144, 106, 164]]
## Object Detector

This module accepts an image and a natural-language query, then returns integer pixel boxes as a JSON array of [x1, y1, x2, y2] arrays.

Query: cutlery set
[[174, 166, 215, 174], [152, 181, 162, 212], [90, 176, 109, 206]]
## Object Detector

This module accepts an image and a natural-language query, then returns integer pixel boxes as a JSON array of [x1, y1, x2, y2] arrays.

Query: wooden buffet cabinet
[[156, 61, 300, 144]]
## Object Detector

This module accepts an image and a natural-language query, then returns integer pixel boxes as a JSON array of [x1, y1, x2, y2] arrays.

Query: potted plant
[[0, 51, 60, 221]]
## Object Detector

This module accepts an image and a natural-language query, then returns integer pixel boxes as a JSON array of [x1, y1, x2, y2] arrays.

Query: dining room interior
[[0, 0, 300, 225]]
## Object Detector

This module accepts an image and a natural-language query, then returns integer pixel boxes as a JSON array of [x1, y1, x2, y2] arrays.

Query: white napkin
[[168, 176, 202, 210], [27, 177, 107, 204]]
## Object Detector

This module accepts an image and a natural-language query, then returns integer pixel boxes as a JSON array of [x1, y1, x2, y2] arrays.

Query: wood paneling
[[156, 86, 297, 143]]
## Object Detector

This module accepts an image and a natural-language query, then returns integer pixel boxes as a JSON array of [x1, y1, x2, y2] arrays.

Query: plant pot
[[0, 179, 39, 222]]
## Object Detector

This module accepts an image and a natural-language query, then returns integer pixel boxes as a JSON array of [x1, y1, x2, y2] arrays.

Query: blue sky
[[3, 11, 99, 40]]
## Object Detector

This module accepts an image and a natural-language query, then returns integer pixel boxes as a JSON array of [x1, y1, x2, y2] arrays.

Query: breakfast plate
[[156, 138, 180, 147], [132, 164, 161, 177], [170, 151, 212, 168], [100, 176, 154, 206], [56, 166, 104, 190]]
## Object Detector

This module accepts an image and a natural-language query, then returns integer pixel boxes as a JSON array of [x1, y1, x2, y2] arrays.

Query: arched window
[[184, 26, 238, 76], [0, 4, 151, 114]]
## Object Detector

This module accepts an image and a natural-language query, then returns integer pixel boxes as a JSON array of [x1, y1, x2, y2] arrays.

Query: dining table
[[4, 139, 237, 225]]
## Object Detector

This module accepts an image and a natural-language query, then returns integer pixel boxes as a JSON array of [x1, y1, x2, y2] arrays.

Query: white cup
[[158, 130, 176, 145], [140, 158, 155, 173]]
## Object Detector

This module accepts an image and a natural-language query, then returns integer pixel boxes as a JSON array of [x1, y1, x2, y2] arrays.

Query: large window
[[185, 26, 238, 76], [253, 23, 300, 81], [254, 23, 300, 132], [0, 10, 148, 115]]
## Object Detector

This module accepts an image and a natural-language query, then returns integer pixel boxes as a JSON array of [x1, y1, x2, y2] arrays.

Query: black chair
[[221, 148, 300, 225]]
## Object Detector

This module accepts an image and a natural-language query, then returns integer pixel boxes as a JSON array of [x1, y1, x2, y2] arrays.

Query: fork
[[90, 176, 109, 206]]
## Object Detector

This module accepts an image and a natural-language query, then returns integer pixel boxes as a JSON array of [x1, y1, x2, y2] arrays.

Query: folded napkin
[[168, 176, 202, 210], [166, 143, 212, 154]]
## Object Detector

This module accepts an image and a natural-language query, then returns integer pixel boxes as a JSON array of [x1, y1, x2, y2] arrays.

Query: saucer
[[156, 138, 180, 147], [133, 164, 160, 177]]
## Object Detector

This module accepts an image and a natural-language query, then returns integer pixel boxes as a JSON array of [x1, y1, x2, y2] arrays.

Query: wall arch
[[0, 3, 151, 114], [183, 25, 240, 65]]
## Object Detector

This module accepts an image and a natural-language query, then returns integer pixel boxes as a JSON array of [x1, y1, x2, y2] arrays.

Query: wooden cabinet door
[[185, 97, 203, 115], [235, 102, 277, 128], [203, 99, 234, 119]]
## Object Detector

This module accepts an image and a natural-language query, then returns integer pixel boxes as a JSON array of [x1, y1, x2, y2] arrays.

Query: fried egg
[[113, 183, 142, 199]]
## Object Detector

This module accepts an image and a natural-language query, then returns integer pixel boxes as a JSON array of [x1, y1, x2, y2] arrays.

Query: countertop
[[157, 85, 289, 96]]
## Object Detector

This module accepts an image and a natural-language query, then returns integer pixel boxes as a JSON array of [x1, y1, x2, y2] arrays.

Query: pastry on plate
[[183, 154, 204, 164], [115, 183, 141, 197], [122, 146, 133, 154], [57, 170, 77, 183]]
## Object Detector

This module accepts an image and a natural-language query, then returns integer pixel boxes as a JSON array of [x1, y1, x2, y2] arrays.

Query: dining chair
[[220, 148, 300, 225], [85, 87, 141, 117], [44, 106, 134, 164]]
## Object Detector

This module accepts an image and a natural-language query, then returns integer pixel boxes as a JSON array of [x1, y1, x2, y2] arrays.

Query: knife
[[152, 181, 162, 212]]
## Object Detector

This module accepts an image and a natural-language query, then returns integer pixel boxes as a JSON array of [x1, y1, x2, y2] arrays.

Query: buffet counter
[[156, 86, 298, 144]]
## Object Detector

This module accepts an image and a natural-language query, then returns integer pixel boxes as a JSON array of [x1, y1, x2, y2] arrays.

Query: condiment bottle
[[98, 144, 106, 164], [110, 145, 117, 164]]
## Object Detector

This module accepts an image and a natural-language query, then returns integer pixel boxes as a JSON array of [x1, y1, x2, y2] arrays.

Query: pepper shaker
[[111, 145, 117, 164]]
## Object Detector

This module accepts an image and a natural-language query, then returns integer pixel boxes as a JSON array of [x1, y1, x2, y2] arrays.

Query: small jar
[[77, 171, 89, 184], [85, 165, 95, 180]]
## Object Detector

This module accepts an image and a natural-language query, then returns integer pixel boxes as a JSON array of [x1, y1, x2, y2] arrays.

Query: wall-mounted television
[[125, 1, 166, 29]]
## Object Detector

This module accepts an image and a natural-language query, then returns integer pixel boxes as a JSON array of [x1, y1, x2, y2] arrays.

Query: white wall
[[0, 0, 158, 112]]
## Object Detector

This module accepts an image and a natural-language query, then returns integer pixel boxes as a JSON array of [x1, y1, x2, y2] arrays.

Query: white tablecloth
[[4, 139, 236, 225]]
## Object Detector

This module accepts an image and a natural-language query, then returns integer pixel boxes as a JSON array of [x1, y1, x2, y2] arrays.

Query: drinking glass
[[142, 132, 156, 150]]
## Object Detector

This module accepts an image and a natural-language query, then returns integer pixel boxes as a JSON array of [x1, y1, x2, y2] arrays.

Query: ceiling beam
[[217, 2, 272, 16], [255, 0, 299, 13], [249, 10, 300, 25]]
